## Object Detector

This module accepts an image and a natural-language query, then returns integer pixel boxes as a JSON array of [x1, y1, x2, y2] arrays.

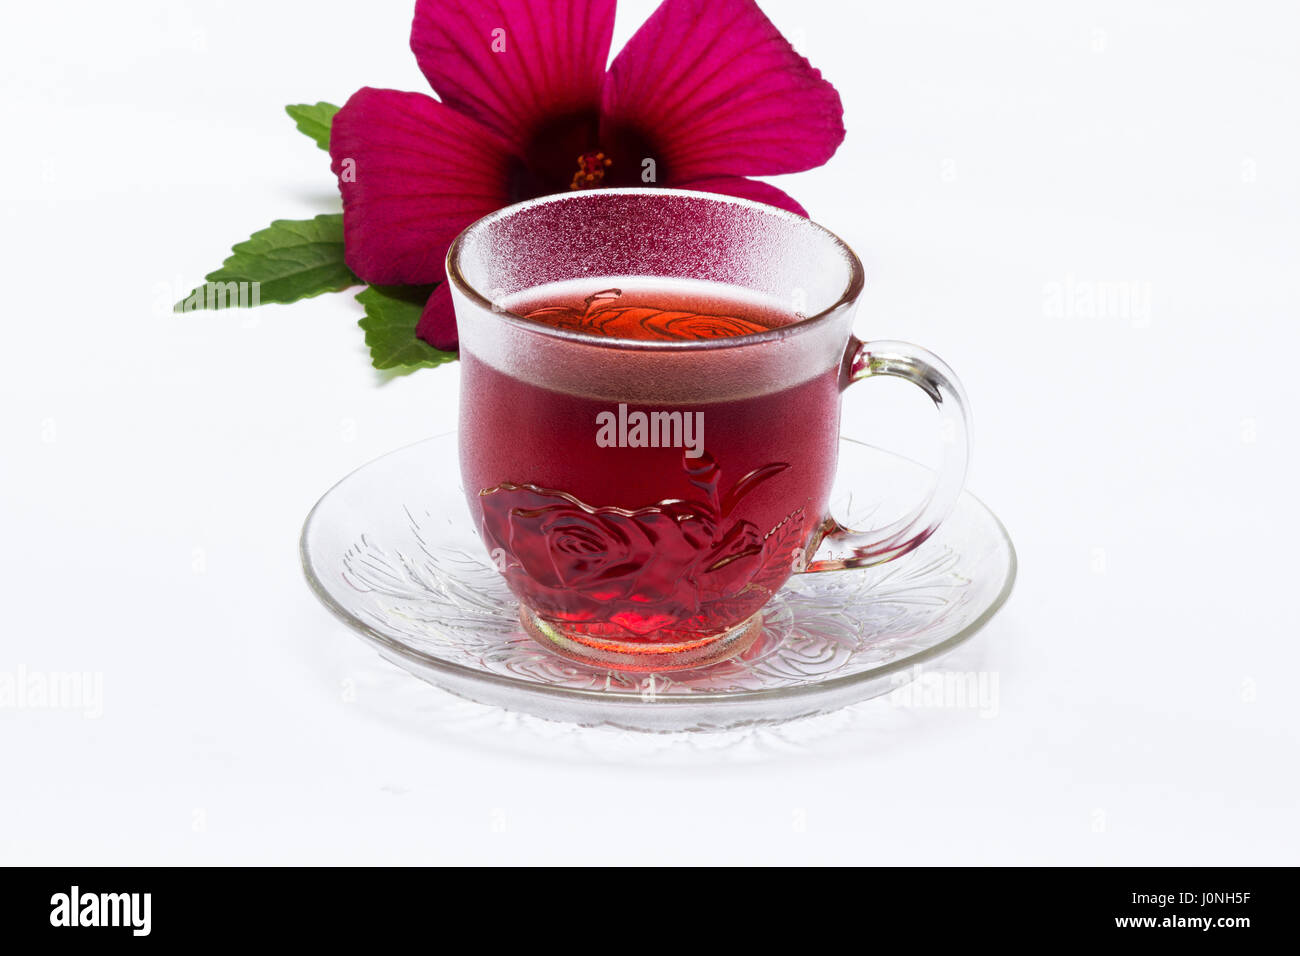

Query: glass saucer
[[301, 434, 1016, 733]]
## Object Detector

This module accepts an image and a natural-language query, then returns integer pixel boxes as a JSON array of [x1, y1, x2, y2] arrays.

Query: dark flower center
[[507, 112, 662, 203]]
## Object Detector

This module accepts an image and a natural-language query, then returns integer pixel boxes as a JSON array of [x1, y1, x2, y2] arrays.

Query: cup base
[[519, 607, 762, 673]]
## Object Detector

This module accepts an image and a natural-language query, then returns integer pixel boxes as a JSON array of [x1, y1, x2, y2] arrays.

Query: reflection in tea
[[518, 286, 782, 341]]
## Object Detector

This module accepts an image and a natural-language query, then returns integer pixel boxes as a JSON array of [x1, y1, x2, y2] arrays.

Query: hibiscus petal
[[415, 281, 459, 351], [329, 87, 514, 286], [602, 0, 845, 182], [411, 0, 615, 146], [679, 176, 810, 217]]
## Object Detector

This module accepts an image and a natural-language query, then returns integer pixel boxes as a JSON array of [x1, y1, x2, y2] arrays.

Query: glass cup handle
[[802, 337, 971, 572]]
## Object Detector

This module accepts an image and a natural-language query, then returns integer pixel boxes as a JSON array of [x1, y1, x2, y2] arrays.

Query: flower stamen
[[570, 151, 613, 190]]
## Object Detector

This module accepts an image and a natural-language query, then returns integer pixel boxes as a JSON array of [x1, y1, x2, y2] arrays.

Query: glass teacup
[[447, 189, 969, 671]]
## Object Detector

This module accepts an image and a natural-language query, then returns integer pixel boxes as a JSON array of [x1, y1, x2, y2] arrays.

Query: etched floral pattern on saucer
[[302, 434, 1016, 732]]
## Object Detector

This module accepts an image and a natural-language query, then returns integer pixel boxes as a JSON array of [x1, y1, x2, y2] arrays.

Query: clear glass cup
[[447, 189, 970, 672]]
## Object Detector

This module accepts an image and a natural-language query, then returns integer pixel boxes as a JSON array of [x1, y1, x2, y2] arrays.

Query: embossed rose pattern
[[479, 451, 809, 639]]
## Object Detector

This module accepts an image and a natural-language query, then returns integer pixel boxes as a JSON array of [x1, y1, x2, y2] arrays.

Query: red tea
[[460, 281, 842, 644], [517, 286, 778, 340]]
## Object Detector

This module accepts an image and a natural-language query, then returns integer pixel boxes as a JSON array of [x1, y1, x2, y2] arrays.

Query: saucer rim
[[300, 433, 1017, 707]]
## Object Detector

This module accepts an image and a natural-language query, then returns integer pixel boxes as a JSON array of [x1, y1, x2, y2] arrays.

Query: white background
[[2, 0, 1297, 864]]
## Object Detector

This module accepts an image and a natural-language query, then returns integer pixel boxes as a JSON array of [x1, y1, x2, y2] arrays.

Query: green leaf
[[356, 285, 458, 371], [285, 102, 339, 151], [174, 214, 358, 311]]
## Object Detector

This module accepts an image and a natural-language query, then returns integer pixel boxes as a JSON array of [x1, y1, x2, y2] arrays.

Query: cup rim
[[444, 187, 865, 352]]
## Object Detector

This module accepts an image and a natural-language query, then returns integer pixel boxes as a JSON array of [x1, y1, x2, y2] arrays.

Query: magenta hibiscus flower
[[329, 0, 845, 351]]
